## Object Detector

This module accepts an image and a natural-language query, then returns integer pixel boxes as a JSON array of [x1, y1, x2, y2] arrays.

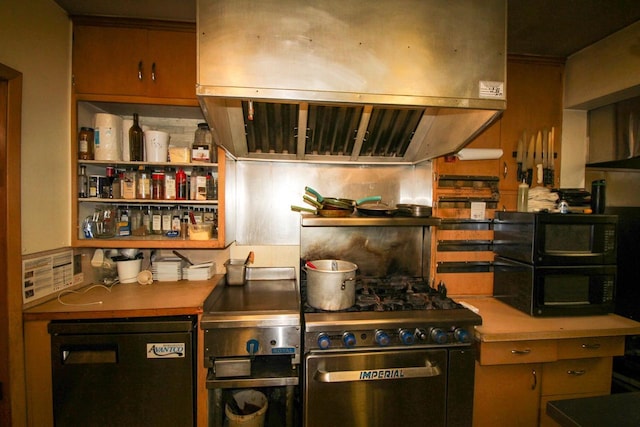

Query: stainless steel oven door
[[304, 349, 449, 427]]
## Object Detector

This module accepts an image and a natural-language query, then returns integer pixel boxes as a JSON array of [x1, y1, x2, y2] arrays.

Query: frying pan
[[356, 201, 399, 216], [396, 204, 433, 217], [291, 205, 353, 217], [305, 186, 381, 210]]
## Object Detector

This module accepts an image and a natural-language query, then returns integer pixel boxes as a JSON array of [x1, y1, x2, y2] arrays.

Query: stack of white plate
[[184, 263, 215, 281], [151, 258, 185, 281]]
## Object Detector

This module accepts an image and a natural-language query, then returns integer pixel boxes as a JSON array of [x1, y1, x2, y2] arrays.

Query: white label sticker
[[470, 202, 486, 220], [147, 343, 186, 359], [479, 81, 505, 99]]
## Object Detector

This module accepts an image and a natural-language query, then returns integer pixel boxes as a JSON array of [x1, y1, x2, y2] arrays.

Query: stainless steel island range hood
[[196, 0, 506, 164]]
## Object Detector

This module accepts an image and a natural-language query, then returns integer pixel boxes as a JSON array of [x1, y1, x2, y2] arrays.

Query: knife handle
[[536, 164, 543, 184]]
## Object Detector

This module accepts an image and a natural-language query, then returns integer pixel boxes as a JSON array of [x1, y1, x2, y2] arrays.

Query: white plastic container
[[144, 130, 170, 162], [116, 259, 142, 284]]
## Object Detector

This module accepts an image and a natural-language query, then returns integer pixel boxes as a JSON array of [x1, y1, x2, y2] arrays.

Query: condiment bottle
[[78, 127, 94, 160], [176, 168, 188, 200], [129, 113, 144, 161], [517, 180, 529, 212], [78, 165, 89, 198]]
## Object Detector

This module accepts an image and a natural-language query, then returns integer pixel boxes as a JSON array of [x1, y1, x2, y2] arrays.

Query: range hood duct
[[196, 0, 507, 164]]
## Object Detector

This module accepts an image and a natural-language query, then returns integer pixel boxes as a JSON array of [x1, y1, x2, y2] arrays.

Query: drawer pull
[[511, 349, 531, 355], [581, 343, 601, 350], [567, 369, 586, 376]]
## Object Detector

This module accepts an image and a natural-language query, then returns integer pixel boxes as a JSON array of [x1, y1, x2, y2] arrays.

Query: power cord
[[57, 280, 119, 306]]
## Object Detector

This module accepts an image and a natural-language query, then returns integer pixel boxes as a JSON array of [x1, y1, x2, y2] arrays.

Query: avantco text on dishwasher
[[146, 343, 185, 358]]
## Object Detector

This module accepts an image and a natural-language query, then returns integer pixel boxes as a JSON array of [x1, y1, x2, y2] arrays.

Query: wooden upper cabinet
[[72, 19, 196, 100], [434, 56, 565, 212], [499, 56, 564, 195]]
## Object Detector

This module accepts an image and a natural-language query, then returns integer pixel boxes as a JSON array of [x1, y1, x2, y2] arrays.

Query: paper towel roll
[[94, 113, 123, 161], [456, 148, 503, 160]]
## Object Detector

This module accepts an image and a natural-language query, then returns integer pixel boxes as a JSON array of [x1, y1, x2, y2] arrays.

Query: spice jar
[[136, 167, 151, 200], [78, 127, 94, 160], [192, 123, 213, 162]]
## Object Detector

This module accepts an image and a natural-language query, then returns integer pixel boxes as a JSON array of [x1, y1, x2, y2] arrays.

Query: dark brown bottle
[[129, 113, 144, 161]]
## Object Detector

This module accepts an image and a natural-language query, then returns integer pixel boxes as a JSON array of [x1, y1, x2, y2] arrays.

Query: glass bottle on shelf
[[78, 127, 94, 160], [176, 168, 188, 200], [161, 207, 172, 234], [171, 210, 181, 233], [152, 171, 165, 200], [106, 166, 116, 198], [192, 123, 213, 163], [78, 165, 88, 198], [129, 113, 144, 161], [142, 206, 152, 235], [164, 168, 176, 200], [111, 170, 122, 199], [189, 168, 198, 200], [151, 207, 163, 235], [136, 167, 152, 200], [130, 207, 144, 236], [122, 169, 137, 200]]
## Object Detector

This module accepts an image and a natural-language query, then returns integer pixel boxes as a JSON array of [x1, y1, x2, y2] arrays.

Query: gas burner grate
[[302, 276, 463, 313]]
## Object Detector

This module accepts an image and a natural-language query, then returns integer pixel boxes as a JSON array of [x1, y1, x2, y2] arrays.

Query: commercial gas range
[[300, 219, 482, 427], [201, 267, 301, 427]]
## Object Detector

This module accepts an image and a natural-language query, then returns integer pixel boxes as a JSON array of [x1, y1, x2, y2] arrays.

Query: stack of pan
[[291, 187, 381, 217]]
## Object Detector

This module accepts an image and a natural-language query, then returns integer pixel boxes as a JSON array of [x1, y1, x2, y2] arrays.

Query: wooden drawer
[[557, 336, 625, 359], [541, 357, 613, 396], [478, 340, 558, 365]]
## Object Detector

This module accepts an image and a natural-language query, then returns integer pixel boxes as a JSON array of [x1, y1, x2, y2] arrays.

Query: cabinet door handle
[[511, 348, 531, 355], [138, 61, 143, 81], [581, 343, 601, 350], [567, 369, 586, 376], [503, 161, 508, 179], [531, 368, 537, 390], [151, 62, 156, 82]]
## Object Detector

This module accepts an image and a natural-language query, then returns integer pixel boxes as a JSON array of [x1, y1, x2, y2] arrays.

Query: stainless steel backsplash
[[234, 160, 433, 245]]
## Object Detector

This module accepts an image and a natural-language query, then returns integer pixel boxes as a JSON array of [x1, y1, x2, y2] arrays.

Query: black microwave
[[493, 212, 617, 266], [493, 256, 616, 317]]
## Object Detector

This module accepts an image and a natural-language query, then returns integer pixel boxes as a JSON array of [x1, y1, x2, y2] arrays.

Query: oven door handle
[[314, 362, 441, 383]]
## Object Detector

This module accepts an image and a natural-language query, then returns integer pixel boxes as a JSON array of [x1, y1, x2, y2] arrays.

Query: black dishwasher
[[49, 316, 196, 427]]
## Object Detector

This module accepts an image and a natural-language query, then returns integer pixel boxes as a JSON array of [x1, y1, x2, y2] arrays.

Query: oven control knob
[[454, 328, 471, 343], [430, 328, 448, 344], [317, 333, 331, 350], [399, 329, 415, 345], [375, 330, 391, 347], [246, 339, 260, 355], [343, 332, 356, 348], [416, 329, 428, 341]]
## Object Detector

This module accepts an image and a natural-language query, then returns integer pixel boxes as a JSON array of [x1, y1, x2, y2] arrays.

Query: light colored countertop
[[23, 276, 223, 321], [457, 297, 640, 342]]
